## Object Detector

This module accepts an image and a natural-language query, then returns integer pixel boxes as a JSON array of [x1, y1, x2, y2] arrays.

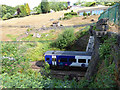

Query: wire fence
[[98, 3, 120, 26]]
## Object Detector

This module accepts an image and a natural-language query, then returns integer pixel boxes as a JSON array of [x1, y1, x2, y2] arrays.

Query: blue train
[[44, 51, 92, 68]]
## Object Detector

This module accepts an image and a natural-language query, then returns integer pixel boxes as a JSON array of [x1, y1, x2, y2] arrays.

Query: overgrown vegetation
[[0, 40, 84, 88], [51, 28, 76, 49], [49, 2, 68, 12], [25, 42, 62, 61], [73, 36, 117, 88], [62, 10, 78, 20], [89, 36, 117, 88]]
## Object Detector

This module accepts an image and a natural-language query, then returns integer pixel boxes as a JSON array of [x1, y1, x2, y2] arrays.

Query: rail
[[98, 3, 120, 26]]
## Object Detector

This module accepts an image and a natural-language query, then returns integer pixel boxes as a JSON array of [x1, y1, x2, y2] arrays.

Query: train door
[[52, 55, 57, 66]]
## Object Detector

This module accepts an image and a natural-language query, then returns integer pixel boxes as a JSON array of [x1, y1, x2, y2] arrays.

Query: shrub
[[71, 10, 73, 12], [69, 12, 77, 15], [88, 13, 91, 16], [63, 15, 72, 20], [64, 13, 69, 16], [83, 12, 87, 16], [2, 13, 12, 20], [53, 28, 76, 49]]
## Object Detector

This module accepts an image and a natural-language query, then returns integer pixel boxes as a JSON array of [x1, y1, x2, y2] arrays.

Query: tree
[[33, 3, 42, 14], [41, 0, 50, 13], [25, 3, 30, 15], [0, 5, 15, 18], [20, 5, 27, 16]]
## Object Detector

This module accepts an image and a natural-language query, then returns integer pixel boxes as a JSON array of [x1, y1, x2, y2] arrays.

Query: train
[[44, 51, 92, 68]]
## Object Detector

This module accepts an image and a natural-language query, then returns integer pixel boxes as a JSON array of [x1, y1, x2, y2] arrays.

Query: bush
[[83, 12, 87, 16], [69, 12, 77, 15], [64, 13, 69, 16], [71, 10, 73, 12], [53, 28, 76, 49], [64, 12, 77, 16], [2, 13, 12, 20], [88, 13, 91, 16], [63, 15, 72, 20]]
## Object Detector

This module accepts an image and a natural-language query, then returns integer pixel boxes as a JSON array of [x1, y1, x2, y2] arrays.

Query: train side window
[[88, 59, 90, 63], [69, 58, 76, 62], [52, 58, 56, 61], [78, 59, 86, 63], [60, 58, 67, 62], [46, 58, 50, 60]]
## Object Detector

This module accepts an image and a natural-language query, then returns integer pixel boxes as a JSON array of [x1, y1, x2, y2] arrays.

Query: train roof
[[44, 51, 92, 56]]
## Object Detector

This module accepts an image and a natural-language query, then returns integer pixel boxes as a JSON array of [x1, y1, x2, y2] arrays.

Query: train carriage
[[44, 51, 92, 68]]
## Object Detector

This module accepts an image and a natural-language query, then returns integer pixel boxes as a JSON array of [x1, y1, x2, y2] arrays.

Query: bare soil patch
[[0, 7, 99, 41]]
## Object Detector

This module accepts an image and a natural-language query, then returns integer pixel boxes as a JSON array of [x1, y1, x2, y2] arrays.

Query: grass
[[25, 41, 63, 61], [6, 34, 18, 41], [22, 29, 61, 41]]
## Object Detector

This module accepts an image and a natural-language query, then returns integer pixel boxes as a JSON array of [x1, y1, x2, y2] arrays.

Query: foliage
[[26, 28, 32, 32], [33, 3, 42, 14], [63, 12, 78, 20], [41, 0, 50, 13], [89, 63, 116, 88], [49, 2, 68, 12], [64, 12, 77, 16], [63, 15, 73, 20], [99, 37, 116, 60], [83, 12, 87, 16], [104, 2, 116, 6], [25, 3, 30, 15], [2, 13, 12, 20], [0, 5, 15, 18], [88, 13, 91, 16], [81, 2, 96, 7], [25, 42, 61, 61], [1, 43, 30, 75], [19, 5, 27, 16], [71, 10, 73, 12], [52, 28, 76, 49], [73, 0, 82, 6], [75, 26, 90, 38]]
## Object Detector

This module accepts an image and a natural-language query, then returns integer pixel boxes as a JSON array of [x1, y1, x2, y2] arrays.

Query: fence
[[98, 3, 120, 26]]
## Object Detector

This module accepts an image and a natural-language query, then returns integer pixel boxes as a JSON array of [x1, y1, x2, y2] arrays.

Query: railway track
[[30, 61, 86, 81]]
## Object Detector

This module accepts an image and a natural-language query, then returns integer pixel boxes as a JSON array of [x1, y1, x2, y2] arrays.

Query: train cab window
[[52, 58, 56, 61], [78, 59, 86, 63], [60, 58, 67, 62], [69, 58, 76, 62], [46, 58, 50, 60], [88, 59, 90, 63]]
